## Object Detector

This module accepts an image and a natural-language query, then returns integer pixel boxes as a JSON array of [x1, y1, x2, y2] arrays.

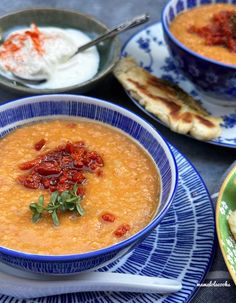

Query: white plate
[[121, 22, 236, 148], [0, 145, 215, 303]]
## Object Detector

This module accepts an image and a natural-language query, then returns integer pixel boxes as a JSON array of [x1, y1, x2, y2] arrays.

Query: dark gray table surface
[[0, 0, 235, 302]]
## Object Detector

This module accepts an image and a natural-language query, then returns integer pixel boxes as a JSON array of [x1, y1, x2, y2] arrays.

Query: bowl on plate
[[162, 0, 236, 106], [0, 8, 120, 95], [216, 164, 236, 284], [0, 94, 177, 275]]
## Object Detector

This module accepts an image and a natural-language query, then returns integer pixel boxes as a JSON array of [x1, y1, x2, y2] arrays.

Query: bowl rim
[[0, 93, 178, 262], [0, 7, 120, 94], [161, 0, 236, 70], [216, 164, 236, 285]]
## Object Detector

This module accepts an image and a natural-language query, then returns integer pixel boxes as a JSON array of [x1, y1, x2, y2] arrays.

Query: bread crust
[[114, 57, 222, 141]]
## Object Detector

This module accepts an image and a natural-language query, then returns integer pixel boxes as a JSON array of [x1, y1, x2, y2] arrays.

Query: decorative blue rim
[[169, 146, 217, 303], [0, 94, 178, 262], [120, 22, 236, 149], [161, 0, 236, 70]]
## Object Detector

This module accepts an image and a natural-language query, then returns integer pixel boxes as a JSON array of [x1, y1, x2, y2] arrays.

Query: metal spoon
[[5, 13, 150, 86], [72, 13, 149, 56]]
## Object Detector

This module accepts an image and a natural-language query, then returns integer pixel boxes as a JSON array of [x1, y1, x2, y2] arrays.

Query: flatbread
[[113, 57, 222, 141]]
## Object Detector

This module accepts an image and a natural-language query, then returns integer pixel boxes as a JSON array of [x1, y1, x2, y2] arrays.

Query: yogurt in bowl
[[0, 24, 100, 89], [0, 8, 120, 94]]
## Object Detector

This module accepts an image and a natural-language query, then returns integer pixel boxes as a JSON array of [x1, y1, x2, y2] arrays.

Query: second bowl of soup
[[162, 0, 236, 106]]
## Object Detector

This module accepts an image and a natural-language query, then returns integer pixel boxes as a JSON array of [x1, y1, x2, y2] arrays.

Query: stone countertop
[[0, 0, 235, 302]]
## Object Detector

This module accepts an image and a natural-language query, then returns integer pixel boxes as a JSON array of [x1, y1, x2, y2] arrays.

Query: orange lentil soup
[[0, 120, 159, 255], [170, 4, 236, 65]]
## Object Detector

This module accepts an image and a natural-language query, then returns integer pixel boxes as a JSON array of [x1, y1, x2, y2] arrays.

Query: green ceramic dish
[[0, 8, 120, 95], [216, 165, 236, 285]]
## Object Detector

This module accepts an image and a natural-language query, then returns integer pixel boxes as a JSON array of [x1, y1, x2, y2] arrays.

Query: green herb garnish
[[29, 184, 85, 226]]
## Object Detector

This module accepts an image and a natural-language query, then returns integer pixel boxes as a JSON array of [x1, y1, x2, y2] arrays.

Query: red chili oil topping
[[34, 139, 46, 151], [114, 224, 131, 237], [188, 10, 236, 52], [101, 213, 116, 223], [18, 141, 104, 193]]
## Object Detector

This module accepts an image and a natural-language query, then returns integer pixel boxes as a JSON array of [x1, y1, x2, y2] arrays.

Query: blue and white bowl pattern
[[0, 94, 177, 275], [162, 0, 236, 105]]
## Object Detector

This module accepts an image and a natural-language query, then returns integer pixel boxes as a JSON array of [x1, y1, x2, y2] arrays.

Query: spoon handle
[[75, 13, 150, 54], [0, 269, 182, 298]]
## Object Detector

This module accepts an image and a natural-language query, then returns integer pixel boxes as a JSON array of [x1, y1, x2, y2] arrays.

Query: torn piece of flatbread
[[113, 56, 222, 141]]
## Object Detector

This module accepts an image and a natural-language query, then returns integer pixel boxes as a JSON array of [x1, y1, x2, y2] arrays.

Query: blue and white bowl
[[0, 94, 178, 275], [162, 0, 236, 106]]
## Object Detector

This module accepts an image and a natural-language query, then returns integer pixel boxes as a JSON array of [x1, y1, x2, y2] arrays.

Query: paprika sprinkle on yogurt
[[0, 24, 44, 60], [0, 24, 99, 89]]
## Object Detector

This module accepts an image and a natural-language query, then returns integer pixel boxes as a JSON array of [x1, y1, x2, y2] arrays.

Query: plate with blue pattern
[[121, 22, 236, 148], [0, 144, 215, 303]]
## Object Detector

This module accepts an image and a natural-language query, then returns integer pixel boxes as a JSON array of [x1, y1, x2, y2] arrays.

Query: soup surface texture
[[170, 4, 236, 65], [0, 120, 159, 255]]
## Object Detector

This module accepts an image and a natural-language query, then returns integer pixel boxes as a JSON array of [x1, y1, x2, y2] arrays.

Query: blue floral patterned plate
[[0, 145, 215, 303], [122, 22, 236, 148]]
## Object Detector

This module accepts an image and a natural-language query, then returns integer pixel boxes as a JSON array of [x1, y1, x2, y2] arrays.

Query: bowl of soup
[[0, 94, 177, 275], [0, 8, 120, 94], [162, 0, 236, 106]]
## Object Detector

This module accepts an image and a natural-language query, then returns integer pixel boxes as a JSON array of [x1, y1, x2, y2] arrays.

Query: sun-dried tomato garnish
[[34, 139, 46, 151], [65, 142, 76, 154], [72, 171, 86, 183], [188, 10, 236, 52], [17, 141, 104, 193], [101, 213, 116, 223], [34, 162, 61, 176], [114, 224, 131, 237], [76, 187, 85, 197], [17, 172, 42, 189], [18, 158, 42, 170]]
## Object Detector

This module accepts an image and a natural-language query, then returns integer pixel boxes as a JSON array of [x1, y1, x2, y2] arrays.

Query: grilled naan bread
[[113, 57, 222, 141]]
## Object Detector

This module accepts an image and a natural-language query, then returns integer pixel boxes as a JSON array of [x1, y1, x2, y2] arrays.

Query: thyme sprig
[[29, 184, 85, 226]]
